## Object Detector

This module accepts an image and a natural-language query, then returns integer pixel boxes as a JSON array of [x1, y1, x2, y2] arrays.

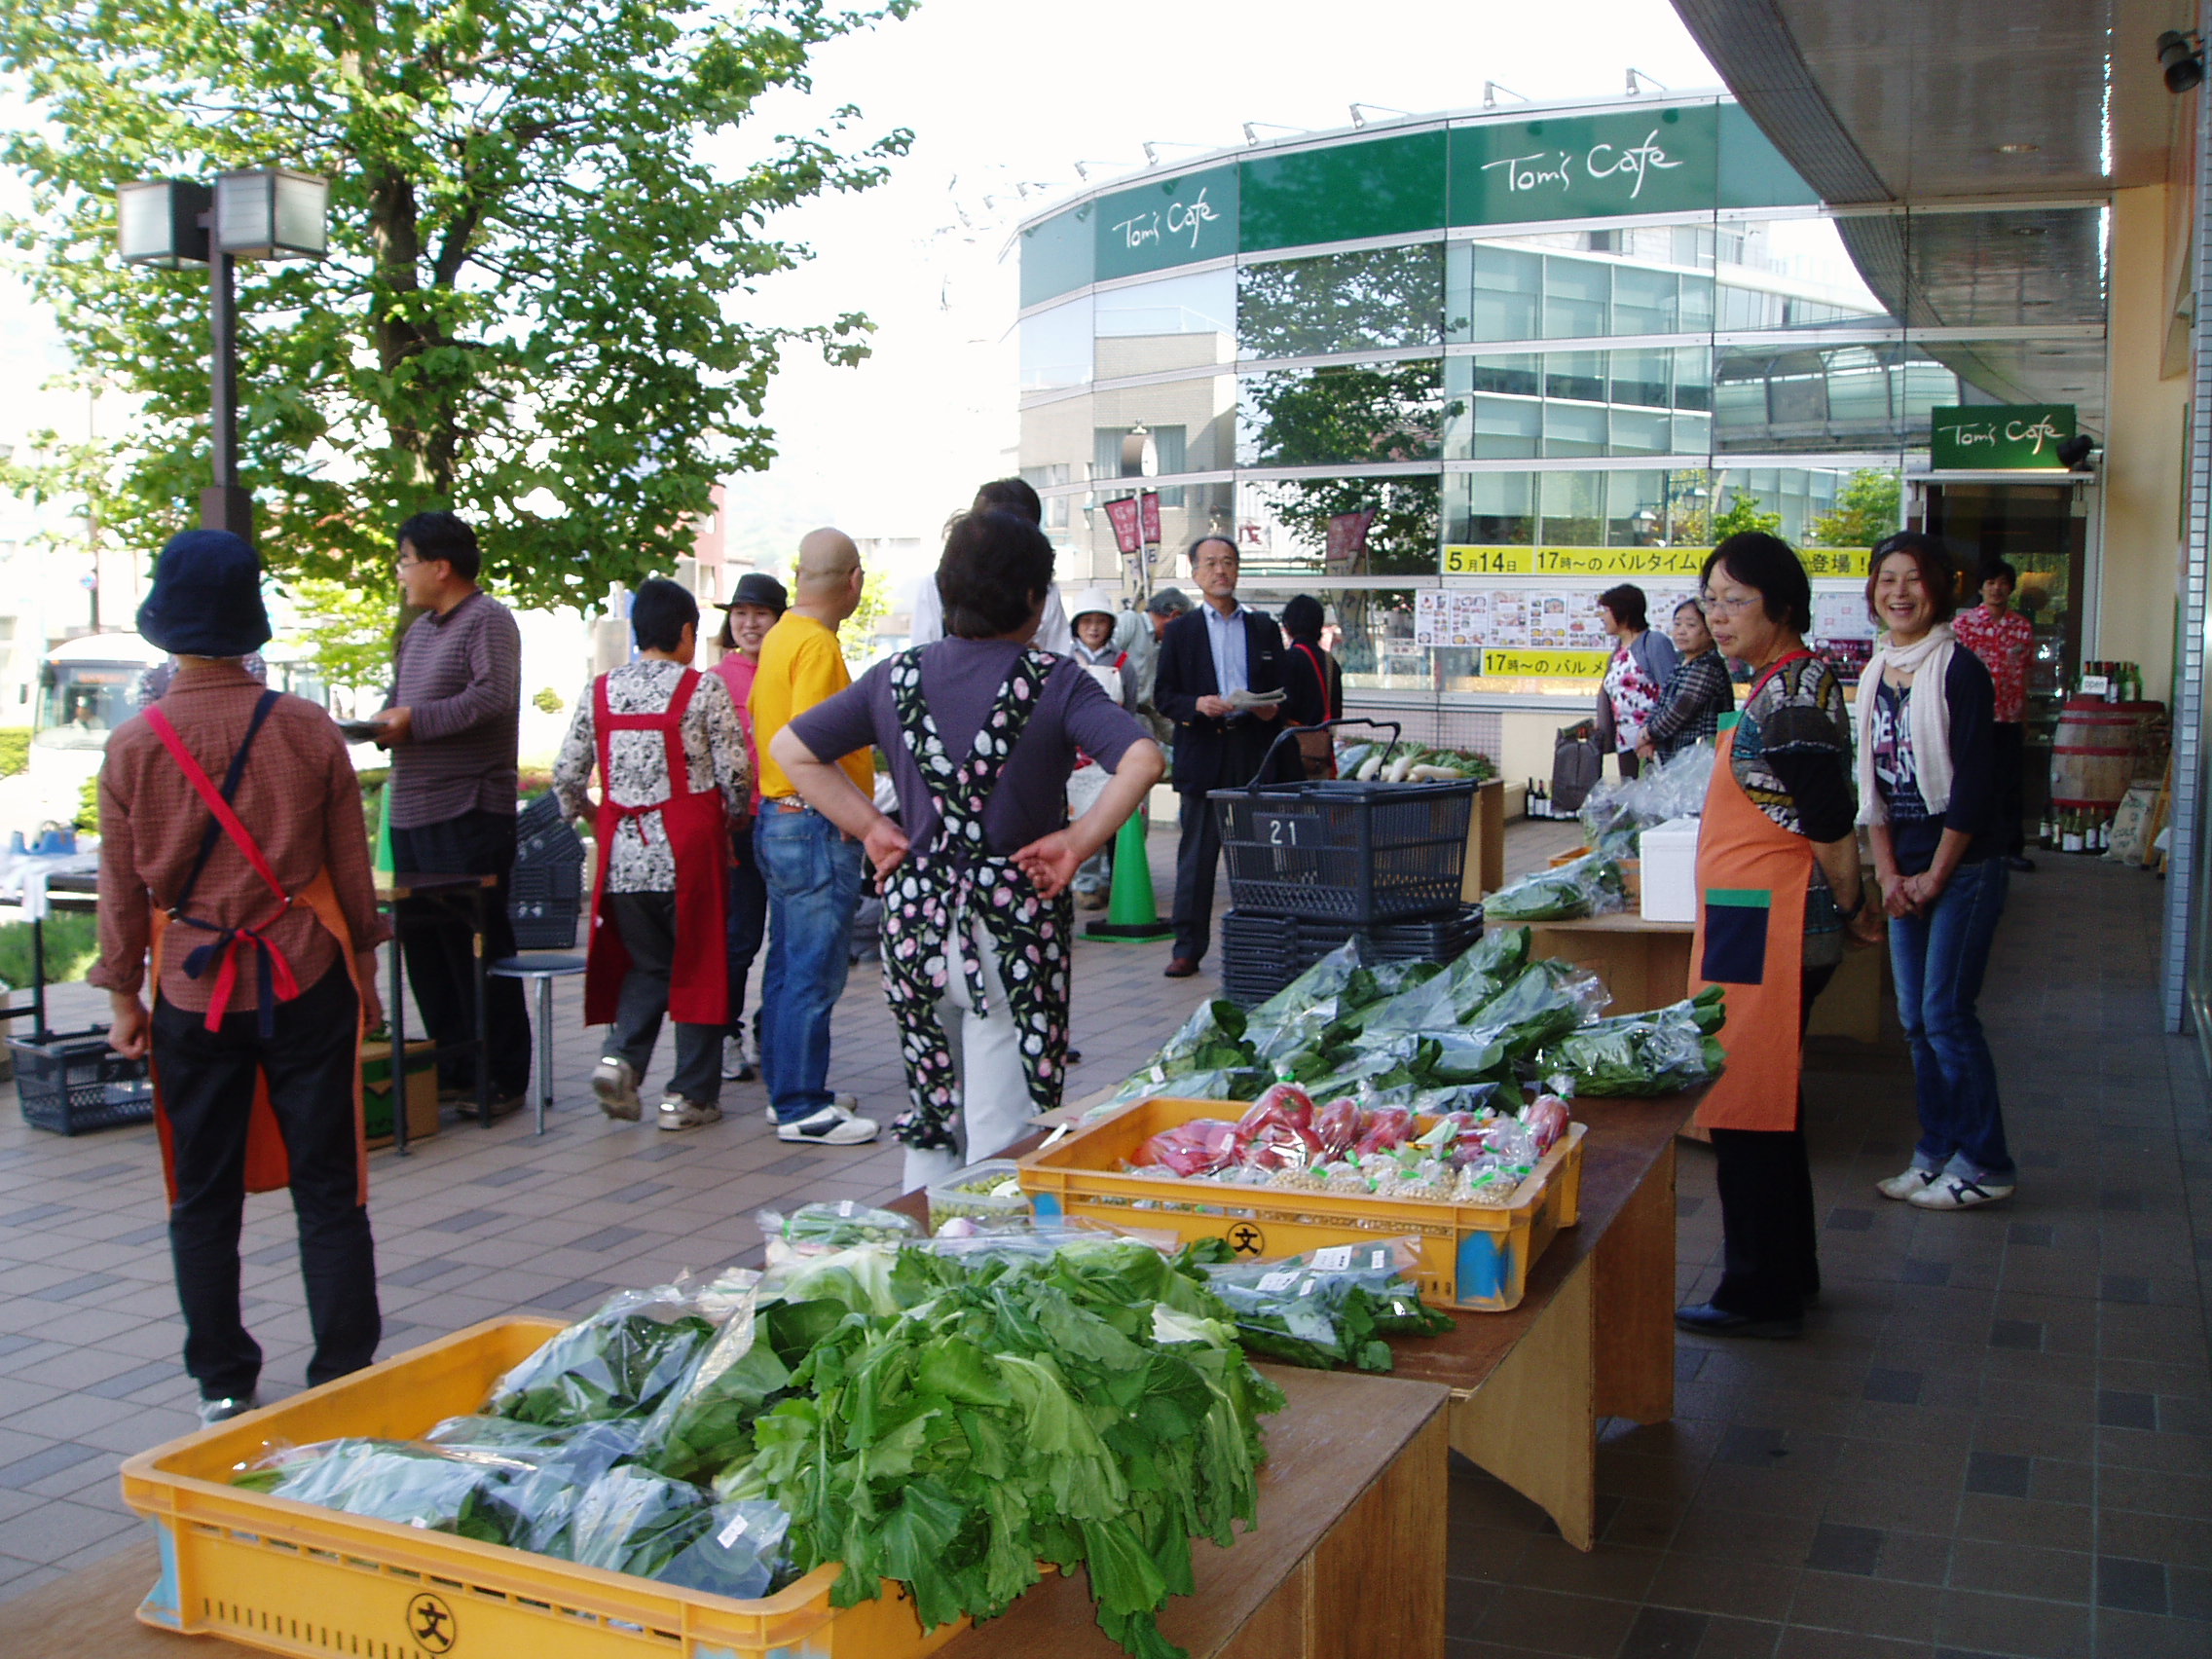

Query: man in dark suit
[[1153, 535, 1292, 977]]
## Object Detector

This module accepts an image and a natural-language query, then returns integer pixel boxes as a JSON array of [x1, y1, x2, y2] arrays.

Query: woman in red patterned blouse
[[1949, 561, 2037, 870]]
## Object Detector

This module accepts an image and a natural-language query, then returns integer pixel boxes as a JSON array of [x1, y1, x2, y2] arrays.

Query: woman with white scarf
[[1856, 533, 2016, 1211]]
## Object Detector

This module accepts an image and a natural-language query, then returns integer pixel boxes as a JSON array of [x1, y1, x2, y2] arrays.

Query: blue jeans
[[1888, 856, 2013, 1182], [755, 808, 864, 1124]]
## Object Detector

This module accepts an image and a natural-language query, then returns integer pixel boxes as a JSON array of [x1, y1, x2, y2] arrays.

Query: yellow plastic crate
[[118, 1316, 965, 1659], [1019, 1098, 1584, 1312]]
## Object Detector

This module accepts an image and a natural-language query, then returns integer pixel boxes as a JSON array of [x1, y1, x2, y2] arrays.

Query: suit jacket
[[1153, 604, 1297, 793]]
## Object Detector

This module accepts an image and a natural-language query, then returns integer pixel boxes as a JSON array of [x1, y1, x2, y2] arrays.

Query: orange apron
[[1688, 704, 1815, 1133], [141, 706, 370, 1206]]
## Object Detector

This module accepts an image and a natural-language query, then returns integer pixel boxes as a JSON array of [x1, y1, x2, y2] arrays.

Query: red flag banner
[[1139, 490, 1162, 545], [1104, 496, 1143, 555], [1325, 510, 1377, 571]]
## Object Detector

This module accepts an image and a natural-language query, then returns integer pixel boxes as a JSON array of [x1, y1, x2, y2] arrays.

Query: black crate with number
[[1209, 777, 1475, 925], [9, 1031, 153, 1135]]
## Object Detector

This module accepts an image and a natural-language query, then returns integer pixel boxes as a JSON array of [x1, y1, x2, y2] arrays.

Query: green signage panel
[[1093, 165, 1239, 283], [1240, 130, 1448, 253], [1716, 102, 1822, 210], [1448, 105, 1719, 226], [1019, 205, 1094, 310], [1929, 404, 2078, 470]]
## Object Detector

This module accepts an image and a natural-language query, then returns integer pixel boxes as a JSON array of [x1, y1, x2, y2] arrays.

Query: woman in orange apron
[[1679, 534, 1881, 1341]]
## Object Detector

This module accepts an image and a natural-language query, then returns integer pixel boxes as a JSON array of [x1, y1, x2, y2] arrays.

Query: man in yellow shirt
[[749, 529, 880, 1144]]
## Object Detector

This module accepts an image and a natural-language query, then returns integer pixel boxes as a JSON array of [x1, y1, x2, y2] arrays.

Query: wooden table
[[0, 1372, 1448, 1659], [1460, 778, 1506, 901]]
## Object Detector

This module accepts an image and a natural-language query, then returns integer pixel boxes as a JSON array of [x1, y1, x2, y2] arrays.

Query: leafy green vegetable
[[1536, 989, 1728, 1095], [1201, 1245, 1455, 1372], [1483, 854, 1628, 921], [487, 1296, 715, 1428], [775, 1201, 920, 1249]]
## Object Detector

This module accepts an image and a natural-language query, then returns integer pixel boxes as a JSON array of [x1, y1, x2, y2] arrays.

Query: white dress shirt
[[1200, 600, 1249, 696]]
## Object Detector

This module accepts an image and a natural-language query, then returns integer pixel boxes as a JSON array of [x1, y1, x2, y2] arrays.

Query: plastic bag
[[1133, 1118, 1247, 1176], [758, 1200, 919, 1255], [1462, 959, 1610, 1059], [237, 1439, 517, 1538], [636, 1280, 832, 1483], [656, 1499, 793, 1600], [559, 1465, 713, 1576], [487, 1285, 719, 1427], [1535, 988, 1726, 1095], [1578, 743, 1714, 846], [1201, 1237, 1452, 1371], [1483, 853, 1629, 922], [423, 1419, 646, 1554]]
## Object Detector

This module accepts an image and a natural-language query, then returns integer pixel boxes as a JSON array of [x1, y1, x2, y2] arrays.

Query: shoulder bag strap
[[147, 694, 287, 909]]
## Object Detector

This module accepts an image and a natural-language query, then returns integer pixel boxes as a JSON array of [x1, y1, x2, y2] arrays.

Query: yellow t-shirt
[[750, 612, 872, 799]]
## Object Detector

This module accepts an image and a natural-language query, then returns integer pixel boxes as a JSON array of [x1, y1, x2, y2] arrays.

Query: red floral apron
[[582, 670, 730, 1027]]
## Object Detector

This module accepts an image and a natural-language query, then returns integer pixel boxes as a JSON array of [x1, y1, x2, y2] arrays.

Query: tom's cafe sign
[[1930, 405, 2078, 471]]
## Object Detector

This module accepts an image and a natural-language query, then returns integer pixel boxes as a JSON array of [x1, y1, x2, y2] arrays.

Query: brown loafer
[[1163, 957, 1200, 978]]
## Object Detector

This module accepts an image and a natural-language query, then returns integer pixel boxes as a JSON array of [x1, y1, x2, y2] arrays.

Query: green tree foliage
[[0, 0, 915, 607], [838, 568, 892, 665], [285, 574, 399, 707], [1807, 468, 1901, 549], [1710, 493, 1784, 541]]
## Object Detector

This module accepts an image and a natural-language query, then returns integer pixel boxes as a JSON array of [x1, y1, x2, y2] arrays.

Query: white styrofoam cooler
[[1639, 815, 1702, 923]]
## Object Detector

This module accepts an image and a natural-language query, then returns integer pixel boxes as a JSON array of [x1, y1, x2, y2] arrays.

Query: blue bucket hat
[[135, 530, 273, 658]]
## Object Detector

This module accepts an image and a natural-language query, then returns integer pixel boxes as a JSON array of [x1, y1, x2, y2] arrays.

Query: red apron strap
[[143, 707, 289, 903]]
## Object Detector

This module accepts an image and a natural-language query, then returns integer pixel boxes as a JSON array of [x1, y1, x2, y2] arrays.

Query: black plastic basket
[[510, 861, 585, 902], [509, 901, 581, 951], [1218, 904, 1485, 1008], [1210, 720, 1475, 925], [515, 792, 585, 867], [9, 1031, 153, 1135]]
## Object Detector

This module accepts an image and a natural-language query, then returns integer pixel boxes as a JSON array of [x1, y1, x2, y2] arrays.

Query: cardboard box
[[362, 1037, 437, 1149], [1639, 815, 1702, 923]]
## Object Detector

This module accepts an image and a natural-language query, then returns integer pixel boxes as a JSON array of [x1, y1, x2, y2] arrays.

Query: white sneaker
[[591, 1055, 642, 1121], [1907, 1173, 2015, 1210], [777, 1101, 879, 1145], [765, 1089, 857, 1126], [721, 1035, 756, 1083], [657, 1096, 723, 1131], [1876, 1166, 1940, 1201]]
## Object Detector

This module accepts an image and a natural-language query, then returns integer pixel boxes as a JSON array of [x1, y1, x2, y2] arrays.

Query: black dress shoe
[[1674, 1301, 1803, 1339], [1163, 957, 1200, 978], [2007, 855, 2036, 872]]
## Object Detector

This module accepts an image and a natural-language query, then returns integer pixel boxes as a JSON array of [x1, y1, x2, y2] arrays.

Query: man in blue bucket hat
[[91, 529, 390, 1425]]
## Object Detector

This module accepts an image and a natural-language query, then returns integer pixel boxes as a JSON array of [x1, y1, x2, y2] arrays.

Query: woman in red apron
[[1679, 534, 1881, 1341], [551, 579, 745, 1129], [1281, 594, 1343, 779]]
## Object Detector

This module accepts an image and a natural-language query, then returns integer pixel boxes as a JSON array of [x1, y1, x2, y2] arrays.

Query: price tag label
[[1256, 1271, 1299, 1293], [1310, 1245, 1354, 1271], [718, 1512, 753, 1548], [1368, 1248, 1391, 1271]]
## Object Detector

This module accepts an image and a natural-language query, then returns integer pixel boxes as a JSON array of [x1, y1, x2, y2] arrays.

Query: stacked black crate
[[1210, 773, 1484, 1007], [509, 792, 587, 950]]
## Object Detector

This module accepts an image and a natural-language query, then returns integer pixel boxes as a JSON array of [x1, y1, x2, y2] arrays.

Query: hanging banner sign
[[1138, 490, 1162, 545], [1929, 404, 2078, 471], [1103, 496, 1143, 555], [1325, 510, 1377, 572], [1444, 544, 1871, 579], [1479, 648, 1612, 679]]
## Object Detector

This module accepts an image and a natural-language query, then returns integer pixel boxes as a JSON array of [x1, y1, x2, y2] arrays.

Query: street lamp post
[[116, 167, 330, 545]]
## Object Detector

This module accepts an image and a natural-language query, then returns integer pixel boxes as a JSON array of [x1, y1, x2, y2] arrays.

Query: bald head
[[793, 528, 864, 623]]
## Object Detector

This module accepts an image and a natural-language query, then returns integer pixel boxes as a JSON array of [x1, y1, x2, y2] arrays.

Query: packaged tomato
[[1242, 1121, 1324, 1173], [1237, 1083, 1315, 1137], [1312, 1097, 1362, 1158], [1352, 1105, 1416, 1156], [1134, 1120, 1244, 1177], [1525, 1095, 1571, 1156]]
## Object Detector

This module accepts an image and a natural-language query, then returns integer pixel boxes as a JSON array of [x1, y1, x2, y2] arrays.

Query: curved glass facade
[[1016, 95, 2108, 700]]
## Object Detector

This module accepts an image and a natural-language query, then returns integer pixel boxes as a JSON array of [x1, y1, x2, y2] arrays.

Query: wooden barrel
[[2051, 696, 2157, 809]]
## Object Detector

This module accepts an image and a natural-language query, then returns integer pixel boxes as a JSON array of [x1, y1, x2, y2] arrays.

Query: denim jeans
[[755, 808, 864, 1123], [1889, 855, 2014, 1182]]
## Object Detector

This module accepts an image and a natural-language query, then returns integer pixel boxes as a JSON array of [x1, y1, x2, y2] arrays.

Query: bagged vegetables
[[1482, 854, 1629, 922], [486, 1284, 718, 1428], [1201, 1238, 1455, 1371], [1536, 987, 1728, 1095]]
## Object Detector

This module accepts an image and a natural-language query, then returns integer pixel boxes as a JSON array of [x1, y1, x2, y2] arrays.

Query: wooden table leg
[[1594, 1138, 1677, 1424], [1449, 1256, 1597, 1549]]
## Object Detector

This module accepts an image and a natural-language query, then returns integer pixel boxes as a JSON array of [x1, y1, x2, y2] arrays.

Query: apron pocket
[[1702, 889, 1772, 984]]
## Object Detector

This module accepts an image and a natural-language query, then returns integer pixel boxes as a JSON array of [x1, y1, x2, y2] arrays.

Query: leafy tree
[[0, 0, 915, 608], [838, 568, 892, 665], [1807, 467, 1900, 548], [283, 574, 399, 714], [1710, 492, 1784, 541]]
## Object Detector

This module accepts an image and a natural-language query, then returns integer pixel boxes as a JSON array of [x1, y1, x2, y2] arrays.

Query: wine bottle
[[2063, 810, 2083, 854], [2040, 809, 2054, 850]]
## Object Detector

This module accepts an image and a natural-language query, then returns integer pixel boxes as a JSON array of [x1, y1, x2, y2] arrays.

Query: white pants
[[900, 923, 1042, 1192]]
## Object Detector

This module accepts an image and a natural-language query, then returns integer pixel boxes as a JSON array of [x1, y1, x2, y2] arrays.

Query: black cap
[[723, 571, 788, 614]]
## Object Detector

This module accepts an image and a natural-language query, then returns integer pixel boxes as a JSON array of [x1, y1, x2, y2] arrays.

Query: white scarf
[[1855, 624, 1956, 825]]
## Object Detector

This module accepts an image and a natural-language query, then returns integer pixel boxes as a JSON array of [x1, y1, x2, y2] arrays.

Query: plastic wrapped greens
[[1201, 1237, 1453, 1371], [486, 1286, 717, 1427], [639, 1289, 846, 1483], [1536, 987, 1727, 1095], [759, 1200, 919, 1253], [425, 1419, 646, 1554], [1483, 853, 1629, 921], [1463, 959, 1610, 1060], [560, 1465, 714, 1577], [657, 1499, 794, 1601], [236, 1439, 517, 1539]]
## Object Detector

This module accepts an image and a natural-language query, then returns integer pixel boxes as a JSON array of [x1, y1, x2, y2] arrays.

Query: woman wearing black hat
[[712, 572, 787, 1087]]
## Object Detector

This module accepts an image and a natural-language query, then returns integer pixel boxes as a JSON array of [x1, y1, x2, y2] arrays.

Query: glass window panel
[[1236, 243, 1442, 360], [1674, 347, 1713, 411], [1717, 215, 1893, 321], [1899, 207, 2108, 330], [1542, 255, 1609, 339], [1457, 243, 1541, 343], [1611, 349, 1672, 409], [1608, 410, 1672, 456], [1093, 268, 1236, 338], [1018, 295, 1092, 390], [1911, 338, 2107, 439], [1612, 266, 1678, 336], [1472, 354, 1540, 396], [1542, 402, 1608, 457], [1678, 274, 1716, 332], [1471, 395, 1541, 459], [1714, 343, 1912, 453], [1444, 471, 1536, 544], [1545, 351, 1605, 403], [1673, 411, 1712, 457], [1237, 360, 1445, 468], [1235, 478, 1440, 578], [1606, 471, 1674, 545], [1094, 375, 1236, 474], [1539, 471, 1604, 544]]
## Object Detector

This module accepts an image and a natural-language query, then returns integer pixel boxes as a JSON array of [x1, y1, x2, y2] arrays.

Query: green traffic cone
[[1086, 810, 1173, 941], [374, 778, 395, 881]]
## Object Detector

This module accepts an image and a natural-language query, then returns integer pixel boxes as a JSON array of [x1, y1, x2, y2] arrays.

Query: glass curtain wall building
[[1014, 95, 2107, 746]]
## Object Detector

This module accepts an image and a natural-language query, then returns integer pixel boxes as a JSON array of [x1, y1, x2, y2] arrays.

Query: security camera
[[2158, 29, 2203, 94]]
